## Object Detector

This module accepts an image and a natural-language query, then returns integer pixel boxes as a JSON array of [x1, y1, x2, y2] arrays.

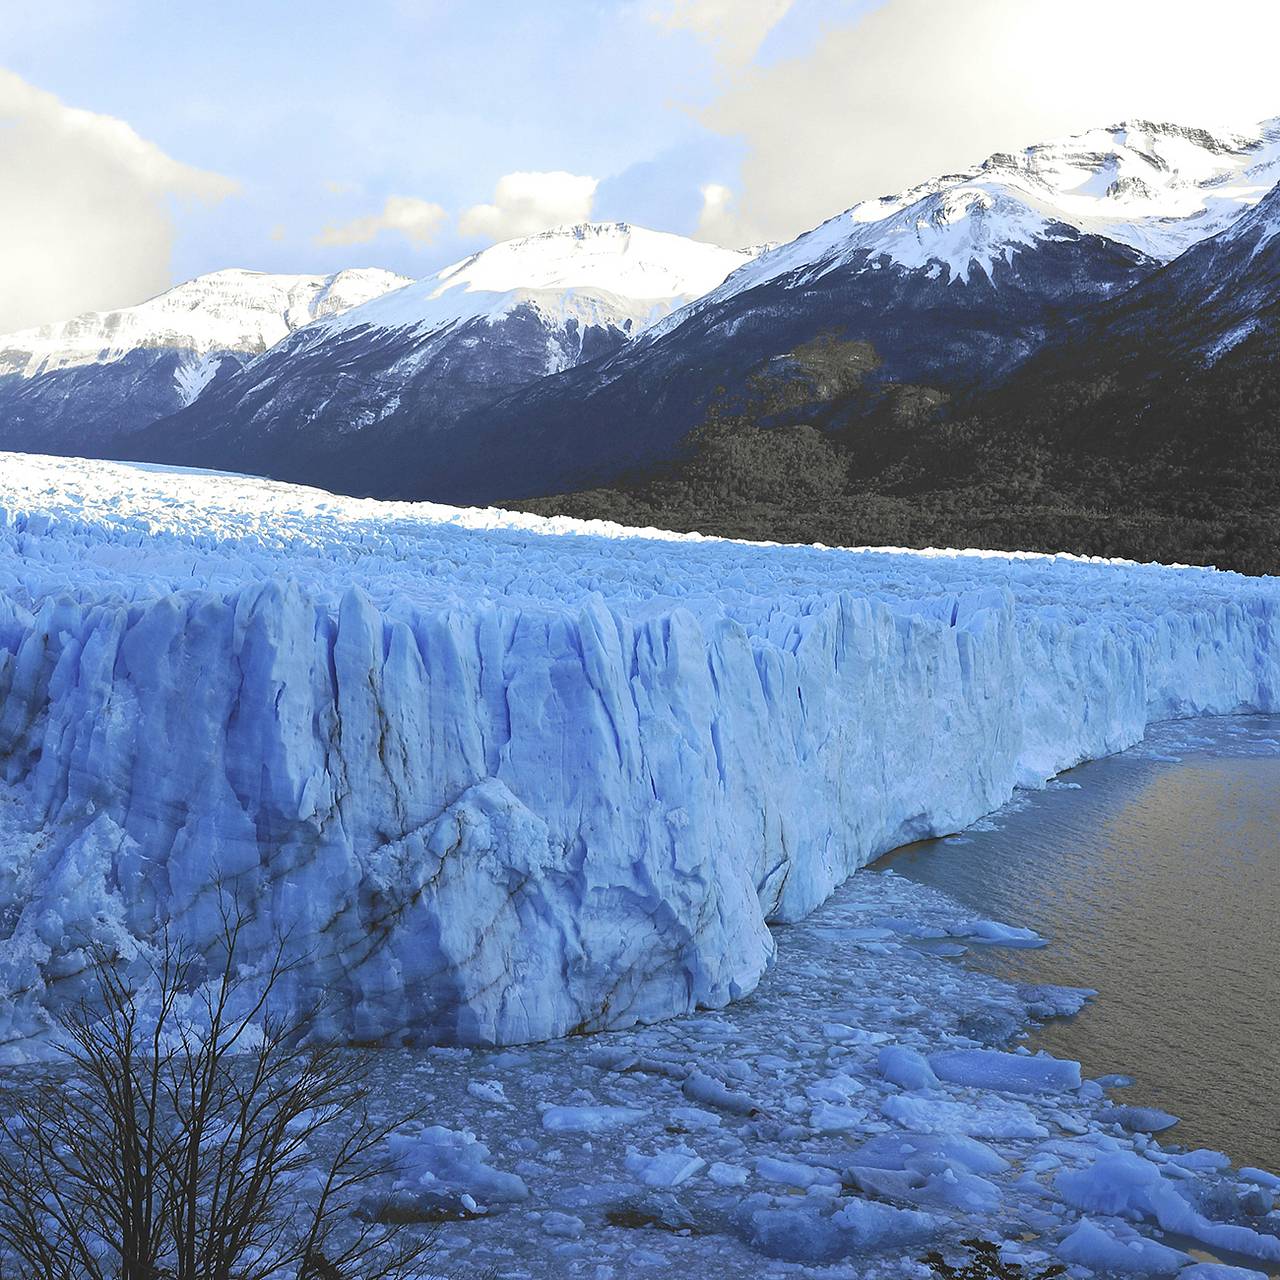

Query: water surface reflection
[[877, 716, 1280, 1173]]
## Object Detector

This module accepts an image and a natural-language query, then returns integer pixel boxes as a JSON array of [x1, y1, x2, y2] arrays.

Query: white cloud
[[458, 171, 599, 242], [0, 70, 238, 333], [651, 0, 796, 67], [316, 195, 447, 247], [691, 0, 1280, 247], [695, 182, 741, 243]]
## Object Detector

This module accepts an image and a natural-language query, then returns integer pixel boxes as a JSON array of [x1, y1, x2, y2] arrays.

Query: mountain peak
[[849, 181, 1075, 283], [322, 222, 757, 338], [523, 220, 637, 240], [0, 267, 412, 379], [967, 115, 1280, 258], [690, 112, 1280, 314], [677, 176, 1087, 313]]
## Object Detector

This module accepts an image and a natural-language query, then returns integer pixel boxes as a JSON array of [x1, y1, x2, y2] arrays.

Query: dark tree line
[[516, 324, 1280, 577]]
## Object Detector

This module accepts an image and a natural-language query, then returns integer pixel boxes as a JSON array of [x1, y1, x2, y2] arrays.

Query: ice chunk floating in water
[[0, 452, 1279, 1048], [928, 1048, 1082, 1095]]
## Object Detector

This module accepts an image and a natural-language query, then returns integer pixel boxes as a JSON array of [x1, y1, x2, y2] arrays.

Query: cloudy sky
[[4, 0, 1280, 330]]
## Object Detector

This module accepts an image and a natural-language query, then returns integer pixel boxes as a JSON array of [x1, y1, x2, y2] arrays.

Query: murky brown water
[[877, 715, 1280, 1174]]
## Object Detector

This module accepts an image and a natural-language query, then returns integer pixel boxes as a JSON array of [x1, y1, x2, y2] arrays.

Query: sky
[[3, 0, 1280, 331]]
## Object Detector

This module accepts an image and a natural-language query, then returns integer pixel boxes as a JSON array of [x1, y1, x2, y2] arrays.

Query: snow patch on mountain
[[0, 453, 1277, 1051], [172, 352, 227, 406], [1205, 318, 1260, 363], [658, 116, 1280, 329], [320, 222, 755, 339], [0, 267, 411, 381]]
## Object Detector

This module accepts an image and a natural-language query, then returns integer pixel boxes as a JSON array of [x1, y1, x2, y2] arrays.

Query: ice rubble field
[[0, 451, 1279, 1054], [349, 808, 1280, 1280]]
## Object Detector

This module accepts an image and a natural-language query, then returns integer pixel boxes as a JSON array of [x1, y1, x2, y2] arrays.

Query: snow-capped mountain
[[692, 117, 1280, 314], [321, 220, 753, 337], [122, 223, 755, 490], [1007, 174, 1280, 381], [967, 175, 1280, 474], [0, 267, 409, 454], [4, 117, 1278, 509], [0, 267, 409, 380], [980, 117, 1280, 258], [1141, 175, 1280, 357], [410, 117, 1280, 506]]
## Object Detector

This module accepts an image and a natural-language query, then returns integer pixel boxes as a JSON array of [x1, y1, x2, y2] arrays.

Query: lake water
[[877, 715, 1280, 1176]]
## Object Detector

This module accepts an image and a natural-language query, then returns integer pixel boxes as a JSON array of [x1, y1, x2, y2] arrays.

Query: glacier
[[0, 451, 1277, 1053]]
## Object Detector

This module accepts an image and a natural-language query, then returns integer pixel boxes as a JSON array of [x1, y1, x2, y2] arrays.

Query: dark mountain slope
[[394, 205, 1153, 504], [119, 224, 753, 492], [516, 183, 1280, 576], [123, 301, 635, 494]]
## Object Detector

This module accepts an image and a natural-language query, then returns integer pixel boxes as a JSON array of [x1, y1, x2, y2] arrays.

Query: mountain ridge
[[115, 223, 757, 487], [516, 174, 1280, 575], [1, 113, 1277, 569], [401, 116, 1280, 508], [0, 266, 411, 378], [0, 267, 412, 455]]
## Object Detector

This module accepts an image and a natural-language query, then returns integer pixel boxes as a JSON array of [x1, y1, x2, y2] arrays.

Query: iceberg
[[0, 452, 1277, 1050]]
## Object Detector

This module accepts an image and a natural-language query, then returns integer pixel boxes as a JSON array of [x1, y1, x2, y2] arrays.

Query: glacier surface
[[0, 451, 1277, 1051]]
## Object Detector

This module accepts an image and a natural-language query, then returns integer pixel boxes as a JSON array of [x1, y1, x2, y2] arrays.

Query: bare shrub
[[0, 913, 435, 1280]]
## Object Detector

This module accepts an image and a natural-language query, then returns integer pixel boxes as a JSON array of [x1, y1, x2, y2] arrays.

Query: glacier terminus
[[0, 452, 1276, 1054]]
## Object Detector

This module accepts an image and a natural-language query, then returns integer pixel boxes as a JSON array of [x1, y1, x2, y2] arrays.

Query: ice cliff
[[0, 453, 1276, 1053]]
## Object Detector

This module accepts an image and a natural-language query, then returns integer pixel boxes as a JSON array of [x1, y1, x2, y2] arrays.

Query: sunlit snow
[[656, 115, 1280, 329], [0, 267, 411, 379], [316, 221, 756, 340]]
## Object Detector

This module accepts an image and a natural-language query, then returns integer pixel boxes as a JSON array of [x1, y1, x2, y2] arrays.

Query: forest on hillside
[[515, 327, 1280, 577]]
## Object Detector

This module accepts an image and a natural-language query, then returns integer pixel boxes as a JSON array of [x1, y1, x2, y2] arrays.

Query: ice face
[[0, 452, 1278, 1051]]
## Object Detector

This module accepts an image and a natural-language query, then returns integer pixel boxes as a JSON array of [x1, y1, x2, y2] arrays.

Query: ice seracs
[[0, 452, 1278, 1053]]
